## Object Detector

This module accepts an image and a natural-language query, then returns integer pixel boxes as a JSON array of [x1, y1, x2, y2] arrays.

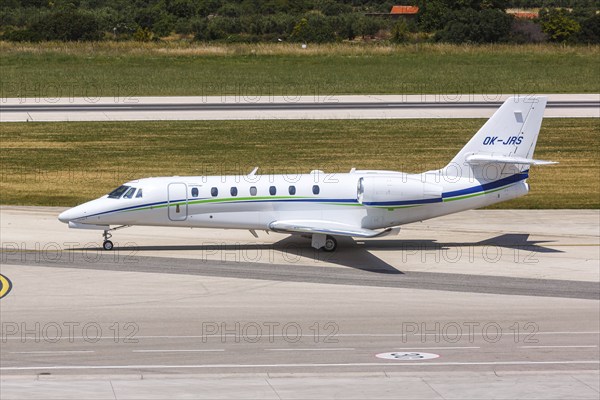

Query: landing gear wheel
[[323, 235, 337, 252], [103, 240, 114, 251]]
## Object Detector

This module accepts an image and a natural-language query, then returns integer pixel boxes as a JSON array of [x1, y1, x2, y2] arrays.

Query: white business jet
[[58, 96, 555, 252]]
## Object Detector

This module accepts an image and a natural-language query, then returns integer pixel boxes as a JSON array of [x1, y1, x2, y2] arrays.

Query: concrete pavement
[[1, 207, 598, 398]]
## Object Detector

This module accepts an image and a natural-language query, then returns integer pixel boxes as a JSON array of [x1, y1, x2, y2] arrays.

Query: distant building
[[390, 6, 419, 16], [506, 9, 540, 19], [366, 5, 419, 19]]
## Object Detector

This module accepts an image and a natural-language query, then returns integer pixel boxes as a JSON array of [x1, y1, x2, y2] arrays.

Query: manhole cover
[[376, 352, 440, 361]]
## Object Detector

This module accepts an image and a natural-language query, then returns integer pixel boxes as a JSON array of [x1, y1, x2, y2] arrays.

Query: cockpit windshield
[[122, 187, 136, 199], [107, 184, 143, 199], [107, 185, 130, 199]]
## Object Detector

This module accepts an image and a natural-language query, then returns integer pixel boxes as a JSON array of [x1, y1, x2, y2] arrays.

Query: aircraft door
[[167, 183, 188, 221]]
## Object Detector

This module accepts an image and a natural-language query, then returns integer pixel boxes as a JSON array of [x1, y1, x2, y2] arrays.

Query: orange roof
[[390, 5, 419, 15]]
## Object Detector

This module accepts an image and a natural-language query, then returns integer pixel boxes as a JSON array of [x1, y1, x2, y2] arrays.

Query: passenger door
[[167, 183, 188, 221]]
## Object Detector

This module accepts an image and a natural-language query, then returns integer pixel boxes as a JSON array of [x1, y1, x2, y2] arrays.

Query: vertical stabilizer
[[443, 96, 548, 178]]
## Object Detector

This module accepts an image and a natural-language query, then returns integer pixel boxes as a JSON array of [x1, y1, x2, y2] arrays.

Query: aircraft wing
[[269, 220, 394, 238]]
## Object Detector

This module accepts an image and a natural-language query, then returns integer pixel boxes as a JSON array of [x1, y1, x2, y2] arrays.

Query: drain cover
[[376, 352, 440, 361]]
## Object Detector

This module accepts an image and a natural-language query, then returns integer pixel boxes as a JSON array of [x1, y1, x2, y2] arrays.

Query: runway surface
[[2, 94, 598, 121], [2, 250, 597, 300], [1, 207, 598, 398]]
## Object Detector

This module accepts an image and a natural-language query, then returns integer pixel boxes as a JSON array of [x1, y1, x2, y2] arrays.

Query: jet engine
[[357, 176, 442, 206]]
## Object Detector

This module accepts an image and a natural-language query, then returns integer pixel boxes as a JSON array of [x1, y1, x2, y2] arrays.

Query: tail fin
[[444, 96, 555, 178]]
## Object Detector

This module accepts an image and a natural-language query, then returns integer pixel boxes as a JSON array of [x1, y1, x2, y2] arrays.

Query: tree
[[28, 8, 104, 41], [418, 0, 452, 32], [538, 8, 581, 42], [167, 0, 197, 19], [290, 13, 335, 43], [330, 13, 356, 40], [576, 13, 600, 43], [435, 8, 512, 43], [355, 15, 381, 39]]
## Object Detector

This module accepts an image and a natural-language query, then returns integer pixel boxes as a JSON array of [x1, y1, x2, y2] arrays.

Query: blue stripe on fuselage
[[441, 171, 528, 199], [363, 171, 529, 206]]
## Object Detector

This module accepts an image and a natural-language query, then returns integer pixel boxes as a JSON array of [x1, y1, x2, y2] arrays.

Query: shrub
[[133, 27, 153, 42], [391, 19, 410, 43]]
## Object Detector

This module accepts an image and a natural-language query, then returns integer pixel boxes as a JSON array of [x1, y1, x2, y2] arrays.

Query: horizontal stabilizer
[[465, 154, 558, 166], [270, 220, 392, 238]]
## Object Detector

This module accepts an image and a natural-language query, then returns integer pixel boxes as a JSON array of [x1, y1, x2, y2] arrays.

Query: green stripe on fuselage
[[120, 182, 520, 215]]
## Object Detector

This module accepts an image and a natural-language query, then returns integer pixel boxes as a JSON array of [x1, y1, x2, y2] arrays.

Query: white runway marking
[[265, 348, 355, 351], [10, 351, 94, 354], [2, 360, 598, 371], [520, 345, 598, 349], [132, 349, 225, 353], [395, 347, 480, 350]]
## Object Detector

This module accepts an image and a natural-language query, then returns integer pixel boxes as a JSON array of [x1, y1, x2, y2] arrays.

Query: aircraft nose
[[58, 207, 81, 223]]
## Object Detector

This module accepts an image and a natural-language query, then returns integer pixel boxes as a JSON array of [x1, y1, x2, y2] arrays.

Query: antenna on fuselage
[[248, 166, 259, 177]]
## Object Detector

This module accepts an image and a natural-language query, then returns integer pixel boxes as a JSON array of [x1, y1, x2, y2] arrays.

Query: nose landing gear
[[101, 225, 130, 251], [102, 230, 114, 251]]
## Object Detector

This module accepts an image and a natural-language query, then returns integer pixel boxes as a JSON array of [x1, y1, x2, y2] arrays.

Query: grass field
[[1, 118, 597, 208], [1, 42, 598, 98]]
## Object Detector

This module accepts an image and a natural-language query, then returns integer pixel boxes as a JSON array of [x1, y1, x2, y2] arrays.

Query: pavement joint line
[[1, 360, 599, 371], [3, 332, 599, 340]]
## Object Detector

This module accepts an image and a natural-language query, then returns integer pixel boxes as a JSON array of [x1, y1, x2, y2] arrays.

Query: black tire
[[103, 240, 114, 251], [323, 236, 337, 252]]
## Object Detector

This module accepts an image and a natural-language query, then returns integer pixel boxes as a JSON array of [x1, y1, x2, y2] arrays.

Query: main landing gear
[[323, 235, 337, 252], [101, 225, 130, 251], [311, 233, 338, 252]]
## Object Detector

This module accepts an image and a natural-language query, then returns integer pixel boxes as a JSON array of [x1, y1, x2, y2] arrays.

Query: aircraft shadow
[[356, 233, 563, 254], [73, 233, 561, 276]]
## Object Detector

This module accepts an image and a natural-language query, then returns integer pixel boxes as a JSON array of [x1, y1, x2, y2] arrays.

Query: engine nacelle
[[357, 175, 442, 206]]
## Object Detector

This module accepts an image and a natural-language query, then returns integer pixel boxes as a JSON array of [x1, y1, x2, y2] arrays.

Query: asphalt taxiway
[[0, 207, 598, 399], [1, 94, 598, 121]]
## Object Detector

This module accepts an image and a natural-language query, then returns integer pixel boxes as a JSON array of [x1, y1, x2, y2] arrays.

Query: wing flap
[[269, 220, 392, 238]]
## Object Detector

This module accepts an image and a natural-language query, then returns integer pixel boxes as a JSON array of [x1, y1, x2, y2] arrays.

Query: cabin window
[[211, 187, 218, 197], [288, 185, 296, 195], [191, 187, 198, 198], [123, 187, 136, 199], [230, 187, 238, 197], [312, 185, 320, 195], [269, 186, 277, 195], [107, 185, 130, 199], [136, 189, 143, 198], [250, 186, 257, 196]]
